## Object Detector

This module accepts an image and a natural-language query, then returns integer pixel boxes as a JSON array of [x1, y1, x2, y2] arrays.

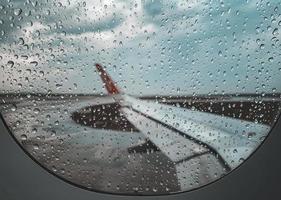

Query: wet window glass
[[0, 0, 281, 195]]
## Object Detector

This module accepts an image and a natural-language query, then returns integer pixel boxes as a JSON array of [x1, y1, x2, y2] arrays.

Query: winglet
[[95, 63, 121, 95]]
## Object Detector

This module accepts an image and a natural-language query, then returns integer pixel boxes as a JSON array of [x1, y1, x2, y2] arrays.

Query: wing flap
[[175, 152, 226, 191]]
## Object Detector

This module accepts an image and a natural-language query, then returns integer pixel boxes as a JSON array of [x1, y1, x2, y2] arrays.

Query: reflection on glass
[[0, 0, 281, 195]]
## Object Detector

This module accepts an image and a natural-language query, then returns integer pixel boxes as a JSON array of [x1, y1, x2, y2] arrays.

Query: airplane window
[[1, 0, 281, 195]]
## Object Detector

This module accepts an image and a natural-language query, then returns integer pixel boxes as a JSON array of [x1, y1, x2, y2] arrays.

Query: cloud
[[144, 0, 163, 16], [1, 0, 281, 95]]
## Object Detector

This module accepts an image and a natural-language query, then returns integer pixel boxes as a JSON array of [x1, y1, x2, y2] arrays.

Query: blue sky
[[0, 0, 281, 95]]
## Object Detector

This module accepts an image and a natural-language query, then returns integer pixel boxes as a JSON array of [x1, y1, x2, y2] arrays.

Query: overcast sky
[[0, 0, 281, 95]]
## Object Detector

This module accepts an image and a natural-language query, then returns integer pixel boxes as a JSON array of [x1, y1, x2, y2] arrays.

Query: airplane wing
[[95, 63, 270, 190], [120, 95, 269, 167]]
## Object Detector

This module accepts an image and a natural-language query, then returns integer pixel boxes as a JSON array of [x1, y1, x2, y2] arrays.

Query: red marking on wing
[[95, 63, 121, 95]]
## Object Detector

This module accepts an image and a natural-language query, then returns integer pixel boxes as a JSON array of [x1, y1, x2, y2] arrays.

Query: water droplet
[[33, 144, 39, 150], [30, 61, 38, 66], [20, 134, 27, 141], [52, 166, 57, 172], [19, 38, 25, 45], [268, 57, 274, 62], [247, 132, 256, 139], [272, 28, 279, 35], [32, 128, 37, 134], [11, 105, 17, 112], [33, 108, 40, 114], [14, 8, 22, 16], [7, 61, 14, 68]]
